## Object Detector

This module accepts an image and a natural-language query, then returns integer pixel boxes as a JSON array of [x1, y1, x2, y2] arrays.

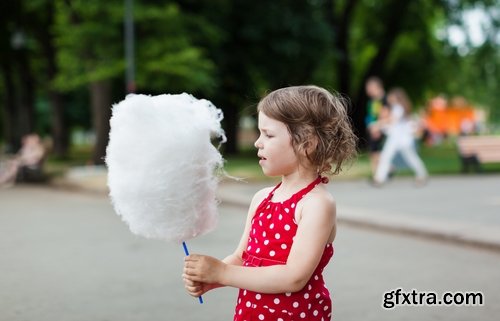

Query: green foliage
[[418, 1, 500, 121], [450, 43, 499, 122], [52, 0, 124, 91], [3, 0, 500, 153], [224, 143, 500, 181], [52, 1, 217, 95], [339, 0, 499, 122], [226, 0, 331, 91], [134, 3, 216, 94], [348, 0, 445, 101]]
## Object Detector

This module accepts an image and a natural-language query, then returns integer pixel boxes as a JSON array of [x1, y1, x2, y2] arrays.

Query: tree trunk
[[1, 59, 19, 152], [48, 91, 68, 157], [42, 1, 69, 158], [325, 0, 359, 96], [89, 79, 112, 165], [352, 1, 412, 142], [325, 0, 362, 142], [222, 99, 239, 155], [16, 47, 36, 137], [214, 83, 241, 155]]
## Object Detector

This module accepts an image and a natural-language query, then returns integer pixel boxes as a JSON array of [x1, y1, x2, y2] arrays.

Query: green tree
[[53, 0, 217, 164], [324, 0, 446, 138], [53, 0, 123, 164], [436, 1, 500, 125], [134, 2, 216, 95], [184, 0, 331, 154], [0, 1, 37, 151], [26, 0, 69, 157], [321, 0, 499, 140]]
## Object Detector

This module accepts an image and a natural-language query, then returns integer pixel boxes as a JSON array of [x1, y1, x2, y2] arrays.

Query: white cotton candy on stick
[[106, 93, 225, 243]]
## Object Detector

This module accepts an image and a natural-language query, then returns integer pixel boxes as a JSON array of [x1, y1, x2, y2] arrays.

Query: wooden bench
[[457, 135, 500, 172], [16, 161, 47, 183]]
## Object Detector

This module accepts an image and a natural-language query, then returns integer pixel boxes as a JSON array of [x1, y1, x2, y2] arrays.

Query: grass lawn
[[44, 141, 500, 181], [224, 142, 500, 181], [45, 144, 95, 177]]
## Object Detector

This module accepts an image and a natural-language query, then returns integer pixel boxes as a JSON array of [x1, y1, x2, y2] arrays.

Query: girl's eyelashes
[[258, 130, 273, 138]]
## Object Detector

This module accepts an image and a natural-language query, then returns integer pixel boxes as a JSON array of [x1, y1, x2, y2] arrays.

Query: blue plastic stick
[[183, 241, 204, 304]]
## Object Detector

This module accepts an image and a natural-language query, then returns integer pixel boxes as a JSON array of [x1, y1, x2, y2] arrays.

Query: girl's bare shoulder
[[250, 186, 274, 211], [251, 186, 274, 205], [301, 185, 336, 213]]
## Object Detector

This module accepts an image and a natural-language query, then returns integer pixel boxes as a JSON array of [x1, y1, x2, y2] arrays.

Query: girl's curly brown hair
[[257, 85, 358, 175]]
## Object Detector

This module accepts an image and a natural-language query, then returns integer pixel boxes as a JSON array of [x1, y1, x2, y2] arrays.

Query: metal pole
[[124, 0, 135, 93]]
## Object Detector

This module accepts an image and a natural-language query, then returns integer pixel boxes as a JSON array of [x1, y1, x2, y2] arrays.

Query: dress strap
[[262, 181, 282, 203], [290, 176, 324, 201], [258, 176, 326, 209], [255, 181, 282, 213]]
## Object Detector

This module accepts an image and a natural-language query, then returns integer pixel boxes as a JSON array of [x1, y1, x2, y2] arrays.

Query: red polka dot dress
[[234, 176, 334, 321]]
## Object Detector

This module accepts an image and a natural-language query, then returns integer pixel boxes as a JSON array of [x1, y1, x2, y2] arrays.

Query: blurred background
[[1, 1, 500, 321], [0, 0, 499, 178]]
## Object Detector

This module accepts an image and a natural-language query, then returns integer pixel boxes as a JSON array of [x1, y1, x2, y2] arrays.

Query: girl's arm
[[185, 193, 336, 294], [183, 187, 272, 297]]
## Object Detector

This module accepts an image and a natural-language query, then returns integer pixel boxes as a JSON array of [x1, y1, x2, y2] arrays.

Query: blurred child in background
[[373, 88, 428, 185]]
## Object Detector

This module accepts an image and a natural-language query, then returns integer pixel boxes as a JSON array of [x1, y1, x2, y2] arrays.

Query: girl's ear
[[305, 135, 318, 156], [297, 133, 318, 158]]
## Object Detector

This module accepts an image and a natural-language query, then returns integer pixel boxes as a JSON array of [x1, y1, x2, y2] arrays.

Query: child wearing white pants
[[374, 88, 427, 184]]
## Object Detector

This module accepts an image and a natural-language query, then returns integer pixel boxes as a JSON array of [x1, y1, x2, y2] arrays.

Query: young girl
[[183, 85, 357, 320], [373, 88, 428, 185]]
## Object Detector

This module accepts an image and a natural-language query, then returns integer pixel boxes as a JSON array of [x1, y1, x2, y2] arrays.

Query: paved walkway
[[2, 187, 499, 321], [51, 166, 500, 251]]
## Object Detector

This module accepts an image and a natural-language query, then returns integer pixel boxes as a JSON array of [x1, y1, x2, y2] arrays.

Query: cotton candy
[[106, 93, 225, 242]]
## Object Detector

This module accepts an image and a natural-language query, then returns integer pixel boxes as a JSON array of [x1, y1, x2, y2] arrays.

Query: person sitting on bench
[[0, 133, 46, 187]]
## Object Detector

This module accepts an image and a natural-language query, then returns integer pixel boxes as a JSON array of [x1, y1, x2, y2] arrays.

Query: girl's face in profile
[[254, 111, 299, 177]]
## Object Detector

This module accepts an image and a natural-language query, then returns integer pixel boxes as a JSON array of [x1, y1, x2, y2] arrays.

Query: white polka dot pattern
[[234, 177, 333, 321]]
